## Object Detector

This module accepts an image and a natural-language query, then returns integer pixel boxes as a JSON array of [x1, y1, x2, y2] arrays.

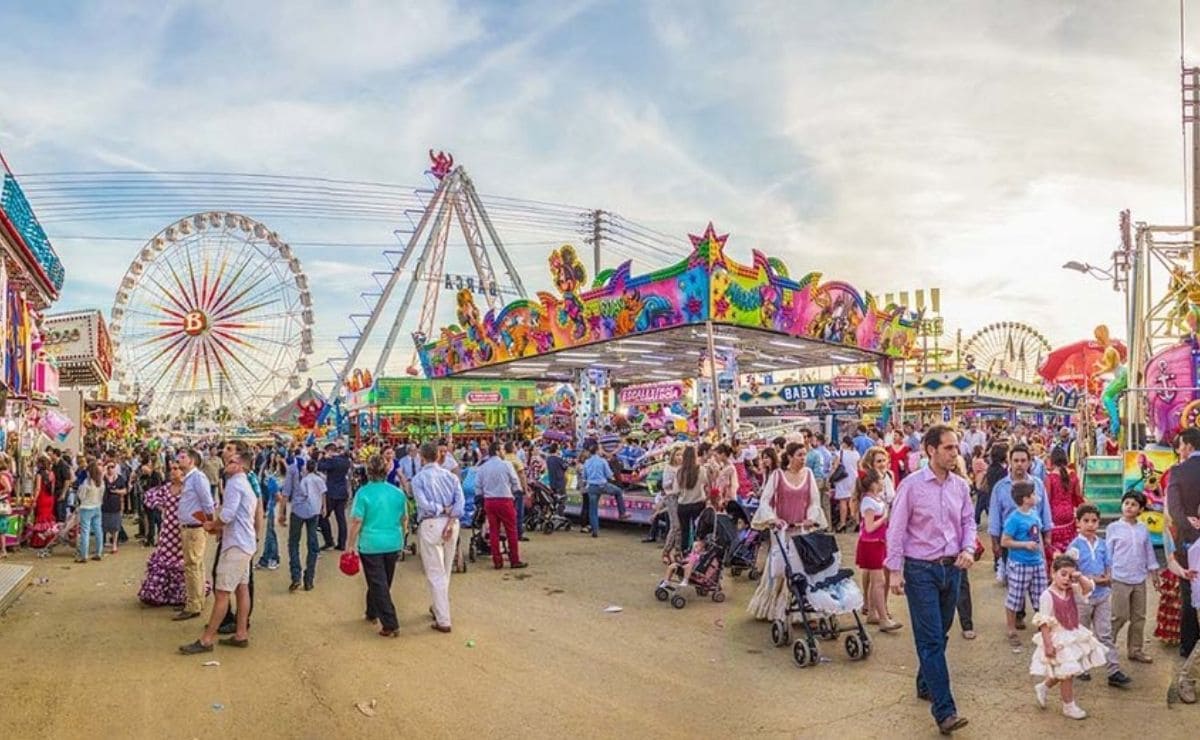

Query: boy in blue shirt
[[1001, 481, 1047, 649], [1068, 503, 1131, 687], [1106, 490, 1160, 664]]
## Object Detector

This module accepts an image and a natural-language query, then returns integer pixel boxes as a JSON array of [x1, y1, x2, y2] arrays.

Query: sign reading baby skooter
[[41, 309, 114, 387]]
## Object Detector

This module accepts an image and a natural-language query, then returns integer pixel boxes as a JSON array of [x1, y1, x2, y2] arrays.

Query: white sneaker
[[1062, 702, 1087, 720], [1034, 682, 1048, 709]]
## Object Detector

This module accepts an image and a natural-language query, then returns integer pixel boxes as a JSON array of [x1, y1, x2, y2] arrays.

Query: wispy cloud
[[0, 0, 1191, 386]]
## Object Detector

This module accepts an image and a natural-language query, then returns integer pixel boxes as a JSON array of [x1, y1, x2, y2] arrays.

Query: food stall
[[346, 377, 539, 442], [2, 153, 66, 547], [891, 370, 1075, 429]]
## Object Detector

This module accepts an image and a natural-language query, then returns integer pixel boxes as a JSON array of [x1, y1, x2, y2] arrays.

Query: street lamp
[[1062, 252, 1127, 293]]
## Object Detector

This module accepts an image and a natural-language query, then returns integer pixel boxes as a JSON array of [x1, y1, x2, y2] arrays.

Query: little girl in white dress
[[1031, 553, 1110, 720]]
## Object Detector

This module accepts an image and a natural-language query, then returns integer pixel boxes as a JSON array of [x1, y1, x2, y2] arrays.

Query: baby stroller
[[525, 480, 572, 534], [654, 512, 735, 609], [769, 529, 870, 667], [466, 495, 512, 564], [452, 493, 477, 573], [727, 527, 764, 581]]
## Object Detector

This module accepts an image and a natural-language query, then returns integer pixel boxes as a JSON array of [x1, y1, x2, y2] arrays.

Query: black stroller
[[467, 495, 499, 563], [654, 512, 735, 609], [525, 480, 572, 534], [769, 529, 871, 667], [726, 527, 764, 581]]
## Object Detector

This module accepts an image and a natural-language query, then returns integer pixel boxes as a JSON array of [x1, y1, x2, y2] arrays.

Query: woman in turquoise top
[[348, 455, 408, 638]]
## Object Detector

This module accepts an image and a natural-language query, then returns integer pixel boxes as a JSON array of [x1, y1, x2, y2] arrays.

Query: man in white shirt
[[180, 447, 260, 654], [961, 420, 986, 458], [438, 441, 460, 477]]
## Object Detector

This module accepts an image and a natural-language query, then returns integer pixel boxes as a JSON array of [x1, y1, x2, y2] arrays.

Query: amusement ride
[[108, 212, 314, 419]]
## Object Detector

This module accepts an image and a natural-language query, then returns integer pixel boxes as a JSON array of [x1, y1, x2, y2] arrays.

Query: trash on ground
[[603, 605, 623, 613], [211, 703, 224, 712], [355, 699, 377, 717], [202, 661, 220, 667], [465, 639, 476, 647]]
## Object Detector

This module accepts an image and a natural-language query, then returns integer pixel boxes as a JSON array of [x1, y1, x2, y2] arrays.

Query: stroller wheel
[[861, 637, 872, 658], [670, 594, 686, 609], [747, 567, 762, 581], [543, 521, 555, 535], [845, 633, 865, 661], [770, 620, 790, 647], [730, 567, 743, 577], [655, 587, 670, 602], [712, 590, 726, 603], [792, 640, 815, 668], [695, 587, 707, 598]]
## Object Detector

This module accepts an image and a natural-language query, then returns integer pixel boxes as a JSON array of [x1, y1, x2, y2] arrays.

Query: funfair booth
[[416, 223, 919, 523]]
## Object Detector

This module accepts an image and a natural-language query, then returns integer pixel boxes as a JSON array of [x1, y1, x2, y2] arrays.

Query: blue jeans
[[585, 483, 625, 533], [78, 507, 103, 559], [288, 514, 320, 586], [902, 558, 962, 724], [515, 489, 526, 538], [259, 501, 280, 565]]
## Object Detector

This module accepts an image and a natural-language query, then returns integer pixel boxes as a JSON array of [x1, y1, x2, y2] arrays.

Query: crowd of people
[[5, 414, 1200, 735]]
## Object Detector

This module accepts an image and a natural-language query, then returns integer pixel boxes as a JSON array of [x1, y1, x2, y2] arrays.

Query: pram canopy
[[790, 532, 838, 575]]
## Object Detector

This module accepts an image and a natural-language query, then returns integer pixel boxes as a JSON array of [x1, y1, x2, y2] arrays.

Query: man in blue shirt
[[581, 450, 628, 536], [988, 444, 1050, 627], [175, 448, 215, 621], [280, 458, 325, 592], [411, 442, 466, 632], [852, 424, 873, 456], [805, 434, 832, 526]]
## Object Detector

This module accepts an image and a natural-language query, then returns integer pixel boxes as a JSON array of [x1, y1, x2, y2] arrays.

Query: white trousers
[[419, 517, 459, 627]]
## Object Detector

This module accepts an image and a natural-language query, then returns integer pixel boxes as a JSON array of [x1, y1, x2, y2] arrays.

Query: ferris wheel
[[109, 212, 314, 418], [961, 321, 1051, 383]]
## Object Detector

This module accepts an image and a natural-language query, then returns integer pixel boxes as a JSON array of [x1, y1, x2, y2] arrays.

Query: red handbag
[[339, 551, 361, 576]]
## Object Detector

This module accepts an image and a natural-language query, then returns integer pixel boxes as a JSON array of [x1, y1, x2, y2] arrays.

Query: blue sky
[[0, 0, 1193, 386]]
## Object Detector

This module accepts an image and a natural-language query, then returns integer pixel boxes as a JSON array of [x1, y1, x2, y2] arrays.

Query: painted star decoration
[[688, 222, 729, 266]]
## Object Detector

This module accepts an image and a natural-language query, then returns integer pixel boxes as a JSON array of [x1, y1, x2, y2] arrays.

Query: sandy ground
[[0, 520, 1194, 740]]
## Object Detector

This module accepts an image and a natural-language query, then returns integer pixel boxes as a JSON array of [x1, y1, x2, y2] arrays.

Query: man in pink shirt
[[886, 425, 977, 736]]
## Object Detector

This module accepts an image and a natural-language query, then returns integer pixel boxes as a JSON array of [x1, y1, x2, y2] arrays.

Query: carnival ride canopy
[[1038, 338, 1128, 387], [417, 224, 920, 385]]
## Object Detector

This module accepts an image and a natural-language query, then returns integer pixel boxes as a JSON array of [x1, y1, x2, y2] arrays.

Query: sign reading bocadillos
[[619, 382, 685, 406]]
